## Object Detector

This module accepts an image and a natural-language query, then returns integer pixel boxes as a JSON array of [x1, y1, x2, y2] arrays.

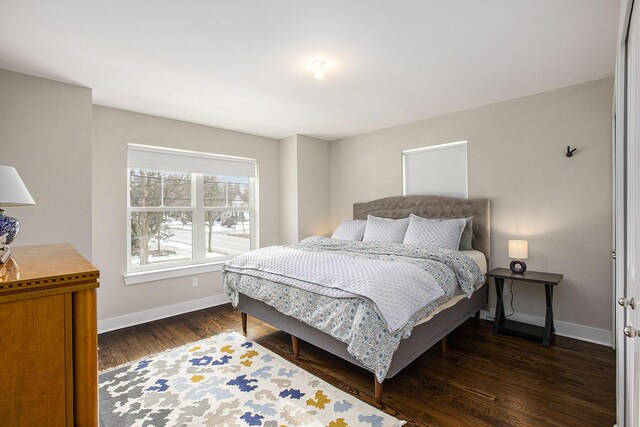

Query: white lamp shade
[[0, 166, 35, 206], [508, 240, 528, 259]]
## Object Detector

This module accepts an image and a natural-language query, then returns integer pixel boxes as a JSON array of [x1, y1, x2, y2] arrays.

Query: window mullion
[[160, 174, 165, 207], [192, 173, 205, 261], [130, 206, 191, 212]]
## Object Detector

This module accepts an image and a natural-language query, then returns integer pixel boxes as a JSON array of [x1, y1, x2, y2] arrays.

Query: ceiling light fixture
[[311, 60, 327, 80]]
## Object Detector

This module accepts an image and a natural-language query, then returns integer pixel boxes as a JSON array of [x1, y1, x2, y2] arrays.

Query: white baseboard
[[98, 294, 230, 334], [479, 309, 613, 347], [98, 295, 612, 347]]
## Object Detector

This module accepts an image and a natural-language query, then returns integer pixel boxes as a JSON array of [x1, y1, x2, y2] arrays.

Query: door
[[624, 3, 640, 425], [616, 1, 640, 425]]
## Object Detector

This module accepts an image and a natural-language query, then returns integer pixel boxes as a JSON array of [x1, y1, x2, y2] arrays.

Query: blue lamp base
[[0, 209, 20, 245]]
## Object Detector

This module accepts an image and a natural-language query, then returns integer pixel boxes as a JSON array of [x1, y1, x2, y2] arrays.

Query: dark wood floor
[[98, 304, 616, 427]]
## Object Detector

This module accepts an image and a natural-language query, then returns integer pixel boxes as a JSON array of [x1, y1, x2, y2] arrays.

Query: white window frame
[[124, 145, 258, 285]]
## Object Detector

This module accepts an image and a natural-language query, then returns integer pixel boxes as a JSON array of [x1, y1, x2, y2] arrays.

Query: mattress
[[415, 249, 487, 326], [460, 250, 487, 275]]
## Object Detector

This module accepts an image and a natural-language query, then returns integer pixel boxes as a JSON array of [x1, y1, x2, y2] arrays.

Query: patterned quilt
[[223, 236, 485, 383], [224, 245, 446, 332]]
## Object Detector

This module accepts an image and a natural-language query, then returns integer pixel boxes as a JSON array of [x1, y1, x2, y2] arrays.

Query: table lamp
[[0, 166, 36, 263], [508, 239, 528, 273]]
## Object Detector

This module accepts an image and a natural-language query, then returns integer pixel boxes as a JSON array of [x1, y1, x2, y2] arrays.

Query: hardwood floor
[[98, 304, 616, 427]]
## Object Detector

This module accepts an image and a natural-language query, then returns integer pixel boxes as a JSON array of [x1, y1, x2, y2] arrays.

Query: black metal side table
[[487, 268, 563, 347]]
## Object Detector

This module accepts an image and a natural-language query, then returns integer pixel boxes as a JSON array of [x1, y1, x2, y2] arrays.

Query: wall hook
[[566, 146, 577, 158]]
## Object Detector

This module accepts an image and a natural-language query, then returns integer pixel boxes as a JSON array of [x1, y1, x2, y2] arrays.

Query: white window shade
[[403, 141, 468, 197], [128, 144, 256, 177]]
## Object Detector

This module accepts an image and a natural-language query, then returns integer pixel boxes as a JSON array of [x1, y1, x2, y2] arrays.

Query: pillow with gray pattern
[[362, 215, 410, 243], [403, 214, 466, 250], [331, 220, 367, 241]]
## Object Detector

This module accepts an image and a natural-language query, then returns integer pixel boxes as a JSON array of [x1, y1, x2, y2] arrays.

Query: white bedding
[[225, 241, 487, 332], [415, 249, 487, 326], [224, 245, 446, 332]]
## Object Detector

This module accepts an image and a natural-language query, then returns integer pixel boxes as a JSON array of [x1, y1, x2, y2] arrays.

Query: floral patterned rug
[[99, 331, 405, 426]]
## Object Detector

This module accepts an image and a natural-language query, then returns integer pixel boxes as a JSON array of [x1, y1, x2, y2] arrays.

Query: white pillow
[[362, 215, 410, 243], [403, 214, 466, 250], [331, 220, 367, 241]]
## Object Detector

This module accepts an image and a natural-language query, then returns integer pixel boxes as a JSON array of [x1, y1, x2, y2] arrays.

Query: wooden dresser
[[0, 244, 99, 427]]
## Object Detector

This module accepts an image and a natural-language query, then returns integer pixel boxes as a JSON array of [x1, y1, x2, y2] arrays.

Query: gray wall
[[279, 135, 299, 244], [0, 69, 92, 259], [330, 78, 614, 337], [92, 106, 280, 322], [0, 67, 614, 342], [279, 134, 331, 244], [297, 135, 331, 239]]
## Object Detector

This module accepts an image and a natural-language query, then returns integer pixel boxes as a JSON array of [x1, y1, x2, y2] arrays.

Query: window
[[402, 141, 468, 197], [127, 144, 257, 274]]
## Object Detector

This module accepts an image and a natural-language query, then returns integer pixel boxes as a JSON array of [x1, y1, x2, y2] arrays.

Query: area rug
[[99, 331, 405, 426]]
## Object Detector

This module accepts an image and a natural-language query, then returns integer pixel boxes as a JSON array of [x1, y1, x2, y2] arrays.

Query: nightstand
[[487, 268, 563, 347]]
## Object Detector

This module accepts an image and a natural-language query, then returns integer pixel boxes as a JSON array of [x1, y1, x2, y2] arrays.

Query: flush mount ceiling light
[[310, 59, 327, 80]]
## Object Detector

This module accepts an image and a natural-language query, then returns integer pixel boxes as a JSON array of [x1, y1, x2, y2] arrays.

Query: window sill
[[124, 261, 226, 285]]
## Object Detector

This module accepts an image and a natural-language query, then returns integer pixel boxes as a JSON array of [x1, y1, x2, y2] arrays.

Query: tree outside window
[[128, 169, 253, 270], [130, 169, 192, 266], [203, 175, 250, 259]]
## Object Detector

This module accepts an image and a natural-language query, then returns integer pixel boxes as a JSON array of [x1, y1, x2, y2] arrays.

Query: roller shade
[[128, 144, 257, 177], [403, 141, 467, 197]]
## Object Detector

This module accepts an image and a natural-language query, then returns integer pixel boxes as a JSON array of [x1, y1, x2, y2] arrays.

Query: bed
[[224, 195, 490, 404]]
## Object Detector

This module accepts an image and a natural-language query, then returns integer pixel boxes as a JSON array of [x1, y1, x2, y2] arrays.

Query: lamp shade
[[0, 166, 35, 206], [508, 240, 528, 259]]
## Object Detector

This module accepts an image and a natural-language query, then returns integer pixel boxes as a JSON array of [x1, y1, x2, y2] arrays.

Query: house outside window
[[126, 144, 258, 274]]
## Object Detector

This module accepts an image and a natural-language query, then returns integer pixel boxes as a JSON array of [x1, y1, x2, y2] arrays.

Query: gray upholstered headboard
[[353, 195, 491, 261]]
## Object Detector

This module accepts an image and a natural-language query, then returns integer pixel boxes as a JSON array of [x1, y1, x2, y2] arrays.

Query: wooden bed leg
[[241, 312, 247, 334], [374, 377, 383, 405], [441, 336, 447, 353], [475, 310, 481, 326], [291, 335, 300, 359]]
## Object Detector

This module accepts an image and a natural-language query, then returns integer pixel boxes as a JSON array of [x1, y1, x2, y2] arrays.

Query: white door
[[625, 4, 640, 425], [616, 2, 640, 425]]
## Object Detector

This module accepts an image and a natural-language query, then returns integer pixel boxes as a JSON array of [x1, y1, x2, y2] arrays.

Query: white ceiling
[[0, 1, 620, 141]]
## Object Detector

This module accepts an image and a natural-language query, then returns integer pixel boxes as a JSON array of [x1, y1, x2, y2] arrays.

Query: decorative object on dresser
[[0, 244, 100, 427], [488, 268, 563, 347], [508, 239, 528, 273], [0, 166, 36, 264], [99, 331, 405, 426]]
